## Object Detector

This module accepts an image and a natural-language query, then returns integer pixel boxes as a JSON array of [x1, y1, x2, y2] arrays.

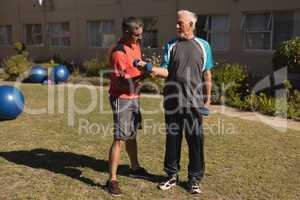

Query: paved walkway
[[210, 105, 300, 132], [141, 94, 300, 132]]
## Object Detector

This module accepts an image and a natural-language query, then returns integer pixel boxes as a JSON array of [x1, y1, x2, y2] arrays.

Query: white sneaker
[[158, 175, 178, 190], [187, 180, 202, 194]]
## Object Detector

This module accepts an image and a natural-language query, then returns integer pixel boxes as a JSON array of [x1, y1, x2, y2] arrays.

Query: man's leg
[[158, 109, 183, 190], [184, 108, 205, 194], [106, 96, 127, 196], [126, 103, 152, 179], [108, 96, 124, 181], [126, 137, 152, 179], [108, 139, 124, 181], [125, 138, 139, 170], [163, 110, 183, 176], [126, 104, 141, 170], [106, 138, 123, 197]]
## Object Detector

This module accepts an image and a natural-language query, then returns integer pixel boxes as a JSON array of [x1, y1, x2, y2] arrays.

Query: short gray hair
[[177, 10, 198, 29]]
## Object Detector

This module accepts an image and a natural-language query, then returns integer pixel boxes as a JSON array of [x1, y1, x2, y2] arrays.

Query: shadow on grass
[[0, 118, 17, 122], [0, 148, 165, 189]]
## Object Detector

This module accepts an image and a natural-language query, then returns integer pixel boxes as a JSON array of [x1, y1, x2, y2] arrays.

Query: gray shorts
[[109, 96, 142, 140]]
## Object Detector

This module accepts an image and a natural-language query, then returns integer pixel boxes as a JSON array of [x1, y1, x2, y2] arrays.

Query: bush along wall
[[273, 37, 300, 89], [1, 42, 32, 81], [211, 63, 300, 119], [2, 52, 32, 81], [273, 37, 300, 71]]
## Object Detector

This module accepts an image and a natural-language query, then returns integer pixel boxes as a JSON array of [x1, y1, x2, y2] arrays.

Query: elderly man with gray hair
[[135, 10, 214, 194]]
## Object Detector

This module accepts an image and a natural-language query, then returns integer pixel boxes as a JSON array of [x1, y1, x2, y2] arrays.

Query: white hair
[[177, 10, 198, 29]]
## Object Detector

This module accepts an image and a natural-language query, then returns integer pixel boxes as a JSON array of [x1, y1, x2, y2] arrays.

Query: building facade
[[0, 0, 299, 77]]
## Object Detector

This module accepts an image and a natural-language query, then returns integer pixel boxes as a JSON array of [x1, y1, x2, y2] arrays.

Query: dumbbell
[[133, 59, 153, 72], [197, 107, 210, 116]]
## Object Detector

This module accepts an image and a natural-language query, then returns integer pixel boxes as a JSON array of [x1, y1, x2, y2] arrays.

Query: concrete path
[[210, 105, 300, 132], [141, 94, 300, 132]]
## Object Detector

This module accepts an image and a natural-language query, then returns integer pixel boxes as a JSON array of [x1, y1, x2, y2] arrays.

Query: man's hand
[[133, 59, 169, 78], [204, 99, 211, 108], [133, 59, 153, 72], [196, 107, 210, 116], [133, 59, 147, 67]]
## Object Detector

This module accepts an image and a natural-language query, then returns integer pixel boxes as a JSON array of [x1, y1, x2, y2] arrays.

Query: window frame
[[140, 16, 159, 49], [0, 25, 12, 47], [47, 22, 71, 48], [24, 23, 44, 47], [241, 12, 274, 51], [241, 10, 300, 52], [197, 14, 231, 51], [87, 19, 115, 49]]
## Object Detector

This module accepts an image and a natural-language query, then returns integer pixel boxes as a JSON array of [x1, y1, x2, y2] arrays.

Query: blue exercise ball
[[51, 65, 70, 83], [0, 86, 25, 120], [29, 66, 48, 83]]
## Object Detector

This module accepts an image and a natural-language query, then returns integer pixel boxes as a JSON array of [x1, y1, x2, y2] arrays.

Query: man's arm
[[133, 38, 171, 78], [204, 70, 212, 107], [111, 51, 146, 90], [151, 66, 169, 78], [201, 38, 214, 108], [134, 60, 169, 78]]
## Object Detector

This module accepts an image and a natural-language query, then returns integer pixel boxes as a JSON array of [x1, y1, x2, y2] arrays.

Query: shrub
[[273, 37, 300, 70], [279, 80, 300, 119], [238, 94, 259, 111], [83, 58, 110, 77], [235, 91, 300, 119], [69, 64, 80, 78], [282, 80, 293, 91], [140, 52, 165, 94], [209, 61, 300, 119], [257, 93, 276, 116], [14, 42, 26, 54], [3, 52, 32, 81], [0, 68, 8, 80], [212, 63, 248, 105], [287, 90, 300, 119], [140, 75, 165, 94]]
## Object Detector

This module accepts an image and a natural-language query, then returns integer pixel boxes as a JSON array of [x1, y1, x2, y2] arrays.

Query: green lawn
[[0, 84, 299, 200]]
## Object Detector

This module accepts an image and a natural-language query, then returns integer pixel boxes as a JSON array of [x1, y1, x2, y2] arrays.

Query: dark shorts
[[109, 96, 142, 140]]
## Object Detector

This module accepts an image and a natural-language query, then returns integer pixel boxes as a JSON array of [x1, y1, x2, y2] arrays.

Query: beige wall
[[0, 0, 300, 77], [0, 0, 177, 61]]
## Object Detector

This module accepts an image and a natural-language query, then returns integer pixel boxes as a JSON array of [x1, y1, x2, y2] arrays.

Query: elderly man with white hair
[[135, 9, 214, 194]]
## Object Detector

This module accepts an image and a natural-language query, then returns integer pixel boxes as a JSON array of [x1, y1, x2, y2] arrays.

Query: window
[[25, 24, 43, 46], [196, 15, 230, 50], [88, 20, 115, 48], [241, 11, 300, 50], [0, 25, 12, 46], [241, 13, 272, 50], [47, 22, 70, 47], [273, 11, 299, 49], [141, 17, 158, 48]]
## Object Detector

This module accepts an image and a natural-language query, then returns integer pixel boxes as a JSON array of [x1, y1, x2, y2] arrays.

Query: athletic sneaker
[[187, 179, 202, 194], [105, 180, 122, 197], [157, 174, 178, 190], [129, 167, 153, 179]]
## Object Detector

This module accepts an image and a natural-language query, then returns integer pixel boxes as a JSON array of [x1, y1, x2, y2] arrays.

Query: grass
[[0, 84, 299, 200]]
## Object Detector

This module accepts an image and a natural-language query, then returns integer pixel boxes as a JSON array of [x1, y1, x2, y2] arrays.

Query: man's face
[[176, 14, 193, 39], [129, 22, 143, 42]]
